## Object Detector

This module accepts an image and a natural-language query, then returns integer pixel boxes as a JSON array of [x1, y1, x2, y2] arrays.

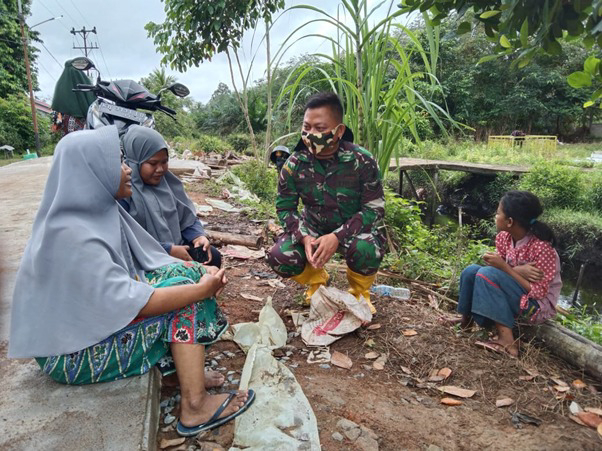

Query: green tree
[[139, 69, 197, 139], [399, 1, 602, 106], [409, 16, 593, 139], [0, 0, 39, 97], [146, 0, 285, 156]]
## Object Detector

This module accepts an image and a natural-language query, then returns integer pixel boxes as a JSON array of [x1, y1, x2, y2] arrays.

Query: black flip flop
[[176, 389, 256, 437]]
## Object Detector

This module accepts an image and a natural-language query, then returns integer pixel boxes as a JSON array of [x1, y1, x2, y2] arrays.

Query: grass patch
[[555, 306, 602, 345], [414, 140, 600, 169]]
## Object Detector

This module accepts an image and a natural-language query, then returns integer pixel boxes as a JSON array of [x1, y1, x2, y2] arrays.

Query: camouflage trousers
[[266, 231, 385, 277]]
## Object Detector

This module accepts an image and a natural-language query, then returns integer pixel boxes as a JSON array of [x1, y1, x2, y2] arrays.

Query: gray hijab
[[122, 126, 198, 245], [8, 126, 177, 358]]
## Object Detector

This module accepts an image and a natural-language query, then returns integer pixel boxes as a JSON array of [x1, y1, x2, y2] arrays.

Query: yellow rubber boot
[[347, 267, 377, 314], [291, 264, 329, 305]]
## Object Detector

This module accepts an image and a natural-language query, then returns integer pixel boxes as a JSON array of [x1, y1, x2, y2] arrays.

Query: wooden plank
[[389, 158, 530, 175]]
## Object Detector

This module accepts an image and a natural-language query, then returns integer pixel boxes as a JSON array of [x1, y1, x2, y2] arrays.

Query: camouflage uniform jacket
[[276, 140, 385, 245]]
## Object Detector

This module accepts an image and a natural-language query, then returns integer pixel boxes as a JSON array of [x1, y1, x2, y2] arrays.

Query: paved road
[[0, 157, 157, 451]]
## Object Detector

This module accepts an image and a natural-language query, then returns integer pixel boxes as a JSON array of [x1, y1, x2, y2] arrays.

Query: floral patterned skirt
[[35, 262, 228, 385]]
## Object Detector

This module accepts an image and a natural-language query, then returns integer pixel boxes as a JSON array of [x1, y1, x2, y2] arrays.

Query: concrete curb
[[140, 368, 162, 451]]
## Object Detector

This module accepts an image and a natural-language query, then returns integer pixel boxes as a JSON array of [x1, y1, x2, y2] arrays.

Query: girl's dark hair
[[500, 190, 556, 246]]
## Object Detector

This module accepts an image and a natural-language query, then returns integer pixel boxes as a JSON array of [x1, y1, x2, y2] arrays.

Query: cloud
[[29, 0, 393, 104]]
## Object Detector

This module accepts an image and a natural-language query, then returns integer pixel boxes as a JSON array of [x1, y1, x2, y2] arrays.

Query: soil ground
[[158, 182, 602, 451]]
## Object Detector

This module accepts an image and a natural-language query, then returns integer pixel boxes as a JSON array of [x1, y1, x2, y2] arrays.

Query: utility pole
[[70, 26, 98, 57], [17, 0, 41, 156]]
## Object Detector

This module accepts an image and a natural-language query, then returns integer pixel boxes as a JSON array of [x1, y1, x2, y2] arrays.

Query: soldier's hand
[[312, 233, 339, 268], [302, 235, 317, 266]]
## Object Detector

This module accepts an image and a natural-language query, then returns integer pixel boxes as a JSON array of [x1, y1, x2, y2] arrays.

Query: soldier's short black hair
[[304, 92, 344, 122]]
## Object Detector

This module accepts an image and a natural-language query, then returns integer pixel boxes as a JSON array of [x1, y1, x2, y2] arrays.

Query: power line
[[68, 0, 88, 26], [50, 0, 80, 29], [96, 36, 112, 80], [40, 41, 63, 69], [37, 59, 58, 83]]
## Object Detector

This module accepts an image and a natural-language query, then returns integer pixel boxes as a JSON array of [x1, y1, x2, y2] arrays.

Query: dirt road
[[157, 185, 602, 450]]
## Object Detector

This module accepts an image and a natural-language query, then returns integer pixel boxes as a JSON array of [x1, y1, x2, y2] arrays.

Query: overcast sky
[[29, 0, 406, 104]]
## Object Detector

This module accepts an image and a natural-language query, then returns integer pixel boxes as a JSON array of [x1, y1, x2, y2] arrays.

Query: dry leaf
[[577, 412, 602, 429], [373, 354, 388, 370], [438, 386, 476, 398], [525, 368, 539, 377], [400, 366, 412, 374], [365, 338, 376, 348], [569, 415, 587, 427], [331, 351, 353, 369], [428, 375, 446, 382], [441, 397, 463, 406], [496, 397, 514, 408], [364, 351, 379, 360], [572, 379, 587, 389], [519, 375, 535, 381], [438, 367, 452, 380], [551, 377, 568, 387], [159, 437, 186, 449], [584, 407, 602, 416], [553, 385, 570, 393], [402, 329, 418, 337], [367, 323, 381, 330], [240, 293, 263, 301], [597, 423, 602, 439]]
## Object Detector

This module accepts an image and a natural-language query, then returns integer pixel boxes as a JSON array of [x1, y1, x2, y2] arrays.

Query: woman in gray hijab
[[121, 125, 221, 267], [8, 126, 254, 436]]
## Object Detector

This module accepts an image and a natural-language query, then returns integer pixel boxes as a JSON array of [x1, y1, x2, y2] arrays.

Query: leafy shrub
[[232, 160, 278, 203], [585, 172, 602, 213], [195, 134, 229, 154], [543, 207, 602, 260], [227, 133, 251, 153], [519, 163, 583, 209], [383, 191, 491, 292]]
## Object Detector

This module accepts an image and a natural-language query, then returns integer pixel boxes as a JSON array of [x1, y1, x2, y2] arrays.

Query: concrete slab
[[0, 158, 159, 451]]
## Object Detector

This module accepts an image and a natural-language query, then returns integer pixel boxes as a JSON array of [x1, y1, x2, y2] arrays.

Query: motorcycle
[[70, 56, 190, 135]]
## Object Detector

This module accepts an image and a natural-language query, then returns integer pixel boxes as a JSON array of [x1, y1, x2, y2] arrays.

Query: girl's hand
[[199, 267, 227, 297], [483, 252, 506, 270], [170, 245, 193, 261], [192, 235, 212, 264], [514, 264, 544, 282]]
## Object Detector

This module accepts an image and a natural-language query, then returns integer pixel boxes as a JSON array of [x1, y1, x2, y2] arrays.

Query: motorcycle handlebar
[[159, 105, 177, 115]]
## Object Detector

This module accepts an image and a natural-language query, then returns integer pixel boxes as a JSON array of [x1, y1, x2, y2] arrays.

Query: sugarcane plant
[[275, 0, 458, 177]]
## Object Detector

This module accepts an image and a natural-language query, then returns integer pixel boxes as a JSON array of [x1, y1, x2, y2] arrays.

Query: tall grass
[[276, 0, 457, 176]]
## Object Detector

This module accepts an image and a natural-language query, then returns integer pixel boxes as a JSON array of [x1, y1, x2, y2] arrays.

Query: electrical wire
[[96, 36, 112, 80], [40, 41, 63, 69], [50, 0, 80, 29], [38, 59, 58, 83], [68, 0, 88, 26]]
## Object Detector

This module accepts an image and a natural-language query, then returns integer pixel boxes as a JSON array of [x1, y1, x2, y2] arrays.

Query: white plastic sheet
[[230, 300, 320, 451]]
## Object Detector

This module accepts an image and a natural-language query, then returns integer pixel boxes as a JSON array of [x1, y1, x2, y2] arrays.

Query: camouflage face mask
[[301, 124, 342, 155]]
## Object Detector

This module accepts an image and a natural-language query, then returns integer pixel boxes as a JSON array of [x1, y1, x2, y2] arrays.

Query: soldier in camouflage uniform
[[266, 92, 386, 314]]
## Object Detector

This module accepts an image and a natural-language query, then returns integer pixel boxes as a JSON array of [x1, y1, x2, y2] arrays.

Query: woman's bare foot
[[180, 390, 249, 427], [163, 370, 225, 389]]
